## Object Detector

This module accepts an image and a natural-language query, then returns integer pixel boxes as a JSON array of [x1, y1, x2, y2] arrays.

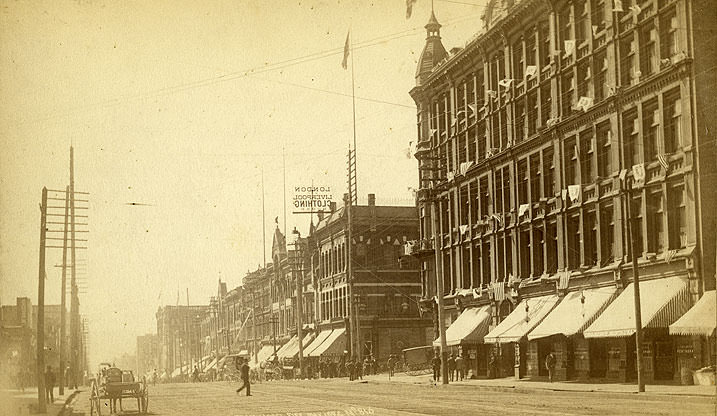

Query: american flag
[[657, 153, 669, 171]]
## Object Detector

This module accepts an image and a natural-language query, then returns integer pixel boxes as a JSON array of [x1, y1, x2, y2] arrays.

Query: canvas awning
[[250, 345, 277, 367], [484, 294, 560, 344], [432, 305, 492, 347], [302, 329, 332, 357], [670, 290, 716, 337], [280, 332, 315, 359], [528, 286, 618, 340], [584, 276, 689, 338], [309, 328, 346, 357], [275, 335, 298, 359]]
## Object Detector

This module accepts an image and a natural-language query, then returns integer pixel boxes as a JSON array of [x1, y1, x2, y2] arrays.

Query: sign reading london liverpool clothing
[[292, 185, 333, 213]]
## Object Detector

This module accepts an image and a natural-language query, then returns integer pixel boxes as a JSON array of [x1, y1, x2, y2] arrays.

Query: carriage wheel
[[89, 381, 102, 416]]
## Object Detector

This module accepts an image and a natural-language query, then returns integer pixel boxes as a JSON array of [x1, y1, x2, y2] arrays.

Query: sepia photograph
[[1, 0, 715, 414]]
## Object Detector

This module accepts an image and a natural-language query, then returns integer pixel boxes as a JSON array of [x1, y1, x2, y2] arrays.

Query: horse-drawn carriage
[[89, 363, 148, 415]]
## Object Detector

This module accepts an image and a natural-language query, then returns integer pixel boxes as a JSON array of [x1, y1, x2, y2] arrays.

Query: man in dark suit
[[235, 358, 252, 396]]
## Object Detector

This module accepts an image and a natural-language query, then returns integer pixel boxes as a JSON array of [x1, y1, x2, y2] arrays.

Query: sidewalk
[[0, 387, 79, 415], [364, 372, 716, 397]]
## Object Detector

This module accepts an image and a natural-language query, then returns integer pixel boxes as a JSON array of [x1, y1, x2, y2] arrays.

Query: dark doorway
[[654, 339, 675, 380], [626, 336, 636, 381], [537, 338, 551, 376], [589, 339, 608, 378]]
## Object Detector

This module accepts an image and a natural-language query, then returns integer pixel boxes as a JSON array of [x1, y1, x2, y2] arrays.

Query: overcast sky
[[0, 0, 488, 368]]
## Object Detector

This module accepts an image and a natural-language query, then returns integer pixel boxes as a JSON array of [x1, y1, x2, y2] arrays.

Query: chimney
[[317, 209, 325, 221]]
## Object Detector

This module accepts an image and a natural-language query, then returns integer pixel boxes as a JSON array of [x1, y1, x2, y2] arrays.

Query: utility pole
[[59, 186, 69, 396], [186, 288, 191, 371], [346, 150, 360, 360], [293, 228, 305, 378], [625, 179, 645, 392], [69, 146, 79, 389], [36, 187, 48, 413], [431, 195, 449, 385]]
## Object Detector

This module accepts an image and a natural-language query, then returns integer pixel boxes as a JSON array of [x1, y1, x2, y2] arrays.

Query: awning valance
[[308, 328, 346, 357], [670, 290, 715, 337], [584, 276, 689, 339], [433, 305, 492, 347], [484, 294, 560, 344], [528, 286, 618, 340]]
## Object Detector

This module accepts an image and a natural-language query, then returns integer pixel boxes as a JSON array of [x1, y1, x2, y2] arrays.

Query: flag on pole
[[657, 153, 669, 171], [341, 30, 350, 69], [406, 0, 418, 19]]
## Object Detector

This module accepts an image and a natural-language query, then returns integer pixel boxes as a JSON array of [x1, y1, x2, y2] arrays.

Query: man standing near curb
[[455, 353, 465, 381], [45, 366, 56, 403], [545, 352, 556, 383], [235, 358, 251, 396], [431, 353, 441, 383]]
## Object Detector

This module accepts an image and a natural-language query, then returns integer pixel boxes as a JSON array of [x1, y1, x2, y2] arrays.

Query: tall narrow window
[[599, 202, 614, 264], [530, 153, 541, 202], [513, 37, 524, 80], [543, 148, 555, 197], [479, 177, 489, 219], [519, 229, 531, 279], [528, 92, 538, 136], [472, 244, 481, 288], [591, 0, 606, 33], [497, 235, 506, 281], [663, 88, 682, 153], [640, 24, 658, 76], [584, 210, 597, 266], [647, 191, 664, 254], [565, 136, 579, 186], [470, 181, 479, 224], [494, 170, 504, 214], [580, 129, 595, 184], [623, 109, 640, 168], [567, 214, 581, 270], [643, 99, 660, 162], [596, 121, 612, 177], [546, 222, 558, 274], [526, 29, 536, 66], [562, 72, 575, 117], [594, 51, 608, 102], [660, 9, 678, 59], [518, 159, 529, 205], [482, 240, 491, 285], [621, 35, 637, 86], [575, 0, 588, 43], [578, 61, 591, 99], [540, 83, 552, 126], [539, 21, 551, 68], [515, 99, 526, 142], [502, 166, 511, 213], [533, 226, 544, 276], [629, 193, 644, 258], [667, 183, 687, 249]]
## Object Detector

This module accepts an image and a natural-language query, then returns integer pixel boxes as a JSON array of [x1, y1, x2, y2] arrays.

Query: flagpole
[[350, 29, 357, 181]]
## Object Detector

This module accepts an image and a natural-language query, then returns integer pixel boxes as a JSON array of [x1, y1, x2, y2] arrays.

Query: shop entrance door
[[654, 340, 675, 380], [589, 339, 608, 378], [626, 337, 637, 381], [537, 339, 551, 376]]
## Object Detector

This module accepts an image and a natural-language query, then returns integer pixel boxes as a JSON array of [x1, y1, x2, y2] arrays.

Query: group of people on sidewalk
[[431, 353, 466, 382]]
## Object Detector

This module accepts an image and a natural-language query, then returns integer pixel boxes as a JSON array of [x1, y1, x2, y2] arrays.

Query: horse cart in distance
[[90, 363, 148, 415]]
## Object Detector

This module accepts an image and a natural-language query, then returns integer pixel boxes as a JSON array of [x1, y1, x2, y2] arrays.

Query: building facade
[[136, 333, 158, 377], [410, 0, 715, 382], [155, 305, 204, 374]]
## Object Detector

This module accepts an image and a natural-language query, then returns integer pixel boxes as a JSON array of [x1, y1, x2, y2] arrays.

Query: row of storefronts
[[410, 0, 715, 384]]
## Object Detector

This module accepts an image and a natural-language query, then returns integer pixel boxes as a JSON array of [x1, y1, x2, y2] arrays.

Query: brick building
[[136, 333, 158, 377], [409, 0, 715, 382], [156, 305, 204, 375]]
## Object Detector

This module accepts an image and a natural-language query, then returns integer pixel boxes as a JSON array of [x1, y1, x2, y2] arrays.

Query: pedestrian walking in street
[[346, 359, 355, 381], [362, 357, 370, 376], [235, 358, 252, 396], [447, 354, 456, 382], [45, 366, 56, 403], [545, 352, 556, 383], [431, 353, 441, 382], [387, 354, 395, 378], [355, 359, 363, 380], [455, 353, 465, 381], [152, 369, 158, 385], [192, 365, 200, 382]]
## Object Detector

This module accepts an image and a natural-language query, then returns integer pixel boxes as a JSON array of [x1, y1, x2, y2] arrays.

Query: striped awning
[[584, 276, 689, 339], [484, 294, 560, 344], [281, 332, 315, 359], [275, 335, 298, 359], [670, 290, 716, 337], [302, 329, 332, 357], [433, 305, 492, 347], [308, 328, 346, 357], [528, 286, 618, 340]]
